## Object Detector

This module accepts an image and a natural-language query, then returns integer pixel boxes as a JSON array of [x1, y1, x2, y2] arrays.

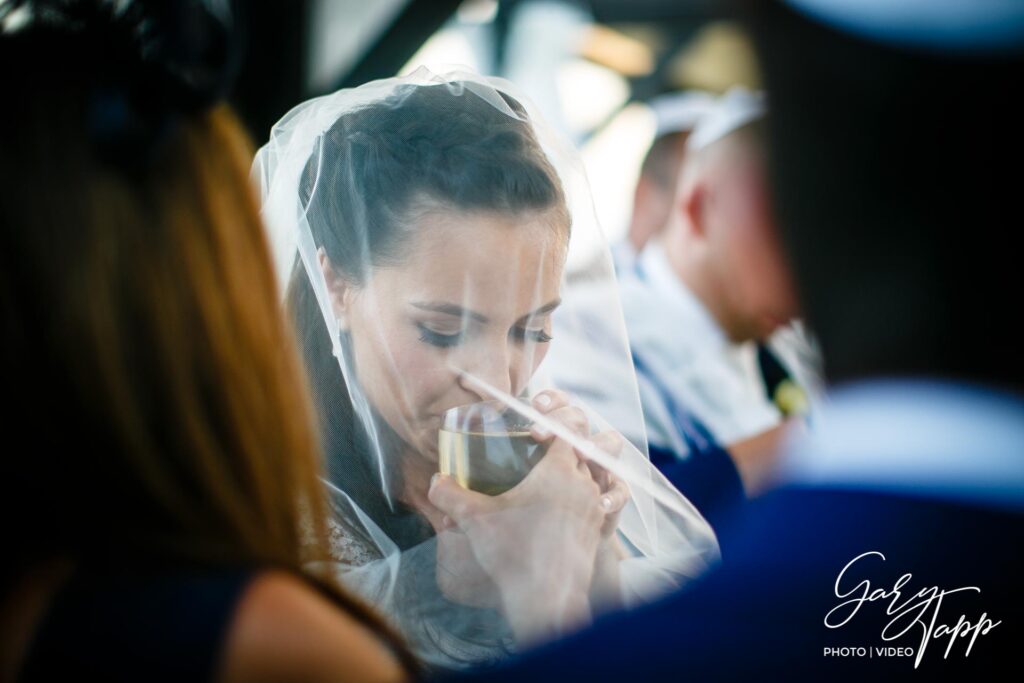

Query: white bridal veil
[[254, 67, 719, 670]]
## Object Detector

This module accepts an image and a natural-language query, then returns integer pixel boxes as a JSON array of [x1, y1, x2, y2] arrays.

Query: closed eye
[[511, 327, 553, 344], [417, 323, 464, 348]]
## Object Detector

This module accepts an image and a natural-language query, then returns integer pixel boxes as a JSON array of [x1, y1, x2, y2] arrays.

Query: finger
[[530, 405, 589, 443], [532, 433, 586, 473], [428, 474, 490, 525], [599, 477, 630, 515], [531, 390, 571, 414], [586, 460, 610, 489], [441, 515, 463, 534], [588, 430, 625, 460], [579, 430, 624, 481]]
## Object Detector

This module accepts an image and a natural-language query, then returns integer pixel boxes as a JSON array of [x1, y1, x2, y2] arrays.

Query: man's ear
[[680, 180, 708, 239], [628, 177, 658, 249], [318, 247, 352, 331]]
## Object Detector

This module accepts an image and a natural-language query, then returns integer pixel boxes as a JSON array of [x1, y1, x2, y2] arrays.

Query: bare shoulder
[[218, 570, 406, 683]]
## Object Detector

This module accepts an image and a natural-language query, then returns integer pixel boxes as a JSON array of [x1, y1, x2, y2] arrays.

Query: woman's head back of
[[1, 5, 423, 678], [3, 0, 331, 580]]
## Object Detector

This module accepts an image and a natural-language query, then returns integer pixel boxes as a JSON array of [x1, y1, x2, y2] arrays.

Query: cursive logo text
[[824, 551, 1001, 668]]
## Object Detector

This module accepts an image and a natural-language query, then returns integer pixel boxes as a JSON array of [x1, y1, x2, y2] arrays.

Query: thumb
[[428, 474, 491, 525]]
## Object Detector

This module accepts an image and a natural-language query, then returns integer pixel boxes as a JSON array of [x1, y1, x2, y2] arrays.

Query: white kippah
[[685, 87, 766, 153], [784, 0, 1024, 54], [649, 90, 718, 137]]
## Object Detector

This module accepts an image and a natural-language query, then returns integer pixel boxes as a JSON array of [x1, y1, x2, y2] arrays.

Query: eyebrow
[[411, 298, 561, 325]]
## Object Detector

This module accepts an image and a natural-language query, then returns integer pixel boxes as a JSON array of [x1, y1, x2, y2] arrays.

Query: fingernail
[[430, 473, 441, 489], [534, 393, 551, 407], [534, 425, 551, 439], [601, 495, 613, 511]]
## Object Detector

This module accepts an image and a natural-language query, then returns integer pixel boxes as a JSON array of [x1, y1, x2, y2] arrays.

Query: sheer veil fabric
[[253, 67, 719, 670]]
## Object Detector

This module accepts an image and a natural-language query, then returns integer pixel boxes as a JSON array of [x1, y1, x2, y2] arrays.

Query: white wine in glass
[[438, 400, 545, 495]]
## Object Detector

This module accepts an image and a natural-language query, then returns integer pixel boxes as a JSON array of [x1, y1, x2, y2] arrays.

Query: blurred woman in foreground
[[0, 1, 413, 681]]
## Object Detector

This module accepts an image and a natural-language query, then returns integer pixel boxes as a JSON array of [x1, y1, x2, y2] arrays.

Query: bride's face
[[323, 208, 566, 461]]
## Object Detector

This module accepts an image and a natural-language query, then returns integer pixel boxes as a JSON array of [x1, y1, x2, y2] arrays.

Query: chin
[[754, 313, 783, 338]]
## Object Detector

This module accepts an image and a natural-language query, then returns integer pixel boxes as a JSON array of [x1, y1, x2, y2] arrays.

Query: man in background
[[612, 91, 716, 271], [553, 90, 814, 529], [622, 90, 811, 500]]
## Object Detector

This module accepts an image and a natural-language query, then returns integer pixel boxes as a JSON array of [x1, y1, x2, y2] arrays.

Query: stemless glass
[[438, 400, 546, 495]]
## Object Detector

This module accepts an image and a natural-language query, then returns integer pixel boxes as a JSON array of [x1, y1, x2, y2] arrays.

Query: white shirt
[[546, 240, 820, 458], [610, 239, 638, 274], [621, 242, 782, 454]]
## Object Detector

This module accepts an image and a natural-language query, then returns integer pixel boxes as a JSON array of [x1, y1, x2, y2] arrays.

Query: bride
[[254, 68, 719, 671]]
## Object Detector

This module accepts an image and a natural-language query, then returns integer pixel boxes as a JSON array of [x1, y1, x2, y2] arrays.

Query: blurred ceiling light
[[668, 21, 761, 93], [579, 102, 657, 243], [457, 0, 498, 25], [1, 2, 32, 33], [614, 24, 670, 56], [579, 23, 656, 77], [307, 0, 409, 91], [557, 58, 630, 133], [400, 26, 481, 75]]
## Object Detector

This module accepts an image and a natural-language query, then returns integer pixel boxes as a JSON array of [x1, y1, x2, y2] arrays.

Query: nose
[[456, 339, 518, 401]]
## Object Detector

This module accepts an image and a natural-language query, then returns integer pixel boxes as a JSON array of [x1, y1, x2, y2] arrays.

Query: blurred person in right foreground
[[440, 0, 1024, 679]]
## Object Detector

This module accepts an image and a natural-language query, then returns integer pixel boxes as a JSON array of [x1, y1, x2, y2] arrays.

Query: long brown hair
[[0, 27, 416, 674]]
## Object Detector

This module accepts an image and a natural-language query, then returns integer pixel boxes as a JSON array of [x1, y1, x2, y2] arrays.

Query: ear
[[630, 178, 650, 222], [318, 248, 352, 331], [680, 180, 708, 240], [628, 178, 657, 249]]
